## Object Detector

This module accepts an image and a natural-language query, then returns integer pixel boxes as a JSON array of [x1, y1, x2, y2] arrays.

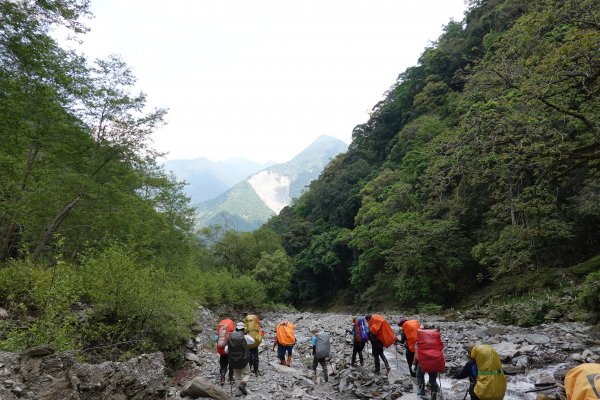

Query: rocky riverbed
[[1, 307, 599, 399]]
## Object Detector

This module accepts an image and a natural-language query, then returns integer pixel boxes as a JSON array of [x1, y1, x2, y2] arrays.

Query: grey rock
[[185, 352, 200, 363], [491, 342, 520, 361], [525, 334, 551, 345], [180, 377, 231, 399], [22, 344, 55, 357]]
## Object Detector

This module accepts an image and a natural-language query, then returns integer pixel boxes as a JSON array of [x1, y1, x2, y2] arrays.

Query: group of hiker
[[217, 313, 589, 400]]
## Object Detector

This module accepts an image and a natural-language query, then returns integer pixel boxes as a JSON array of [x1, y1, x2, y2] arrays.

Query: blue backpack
[[355, 318, 369, 342]]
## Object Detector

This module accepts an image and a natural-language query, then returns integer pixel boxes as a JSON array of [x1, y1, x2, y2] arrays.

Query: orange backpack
[[216, 319, 234, 356], [402, 320, 420, 352], [368, 314, 397, 348], [275, 321, 295, 346], [565, 363, 600, 400]]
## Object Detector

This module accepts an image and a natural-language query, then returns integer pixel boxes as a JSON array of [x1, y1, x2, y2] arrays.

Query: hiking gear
[[471, 344, 506, 400], [239, 381, 247, 395], [401, 319, 420, 352], [416, 329, 445, 373], [236, 321, 245, 330], [227, 331, 249, 369], [367, 314, 397, 348], [315, 332, 331, 359], [217, 319, 235, 356], [275, 321, 295, 346], [565, 363, 600, 400], [220, 374, 225, 386], [243, 314, 263, 350], [355, 318, 369, 342]]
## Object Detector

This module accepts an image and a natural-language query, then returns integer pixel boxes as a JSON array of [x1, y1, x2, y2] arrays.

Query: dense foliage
[[0, 0, 289, 363], [268, 0, 600, 310]]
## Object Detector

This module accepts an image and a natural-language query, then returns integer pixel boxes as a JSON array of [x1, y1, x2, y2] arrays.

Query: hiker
[[215, 318, 235, 385], [226, 321, 255, 395], [365, 314, 395, 374], [450, 344, 478, 400], [311, 327, 330, 382], [565, 363, 600, 400], [273, 320, 296, 367], [346, 317, 369, 366], [414, 326, 445, 400], [397, 317, 420, 376], [242, 313, 263, 375], [467, 344, 506, 400]]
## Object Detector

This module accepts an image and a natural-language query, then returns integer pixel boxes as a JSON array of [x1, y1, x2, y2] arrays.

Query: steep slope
[[163, 157, 272, 203], [267, 0, 600, 308], [196, 135, 348, 231]]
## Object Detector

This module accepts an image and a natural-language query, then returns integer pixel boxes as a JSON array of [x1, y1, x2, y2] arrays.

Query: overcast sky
[[71, 0, 467, 163]]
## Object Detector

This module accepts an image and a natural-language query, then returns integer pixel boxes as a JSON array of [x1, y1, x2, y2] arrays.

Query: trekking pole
[[395, 344, 399, 372]]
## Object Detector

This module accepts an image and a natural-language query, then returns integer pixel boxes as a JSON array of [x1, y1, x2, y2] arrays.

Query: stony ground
[[167, 308, 600, 400], [1, 307, 598, 399]]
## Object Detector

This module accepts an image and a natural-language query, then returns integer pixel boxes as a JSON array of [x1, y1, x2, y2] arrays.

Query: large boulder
[[180, 377, 231, 399]]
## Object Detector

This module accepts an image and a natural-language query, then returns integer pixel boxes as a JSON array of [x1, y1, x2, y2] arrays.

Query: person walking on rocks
[[273, 320, 296, 367], [347, 317, 369, 367], [365, 314, 394, 374], [215, 318, 235, 385], [242, 313, 263, 375], [311, 327, 330, 382], [451, 344, 478, 400], [398, 317, 420, 376], [414, 326, 445, 400], [466, 344, 506, 400], [226, 321, 255, 395]]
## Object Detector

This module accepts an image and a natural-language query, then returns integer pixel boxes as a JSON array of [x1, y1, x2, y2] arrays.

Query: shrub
[[580, 271, 600, 313]]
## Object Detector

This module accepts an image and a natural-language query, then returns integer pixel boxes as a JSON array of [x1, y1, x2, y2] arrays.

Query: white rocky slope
[[248, 170, 291, 214]]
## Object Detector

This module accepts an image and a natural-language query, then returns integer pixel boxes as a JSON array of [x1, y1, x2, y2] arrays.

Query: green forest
[[1, 0, 599, 366], [267, 0, 600, 315]]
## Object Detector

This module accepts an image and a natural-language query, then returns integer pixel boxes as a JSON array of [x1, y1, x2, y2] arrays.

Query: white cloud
[[69, 0, 467, 162]]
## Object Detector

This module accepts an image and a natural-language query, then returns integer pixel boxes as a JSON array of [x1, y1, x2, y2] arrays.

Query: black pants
[[219, 355, 233, 380], [249, 348, 259, 372], [371, 341, 389, 372], [406, 348, 415, 371], [312, 356, 328, 381], [351, 341, 365, 365]]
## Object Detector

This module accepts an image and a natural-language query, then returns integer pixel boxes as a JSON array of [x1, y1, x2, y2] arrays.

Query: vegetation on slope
[[0, 0, 291, 365], [267, 0, 600, 317]]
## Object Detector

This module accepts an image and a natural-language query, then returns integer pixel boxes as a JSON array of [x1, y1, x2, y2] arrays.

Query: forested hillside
[[0, 0, 290, 364], [267, 0, 600, 314]]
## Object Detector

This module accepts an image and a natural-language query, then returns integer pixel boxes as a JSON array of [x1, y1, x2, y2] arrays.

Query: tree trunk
[[32, 194, 81, 260]]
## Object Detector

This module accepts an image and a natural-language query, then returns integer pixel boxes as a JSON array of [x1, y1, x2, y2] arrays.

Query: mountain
[[196, 135, 348, 230], [162, 157, 273, 204]]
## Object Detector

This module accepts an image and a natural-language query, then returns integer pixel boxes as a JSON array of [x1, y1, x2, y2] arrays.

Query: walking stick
[[395, 343, 400, 372]]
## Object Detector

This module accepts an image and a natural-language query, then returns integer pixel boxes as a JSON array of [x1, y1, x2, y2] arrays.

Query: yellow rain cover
[[471, 344, 507, 400], [565, 363, 600, 400]]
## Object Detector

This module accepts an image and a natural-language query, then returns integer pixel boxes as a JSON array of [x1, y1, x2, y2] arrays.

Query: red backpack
[[416, 329, 445, 373], [216, 319, 234, 356]]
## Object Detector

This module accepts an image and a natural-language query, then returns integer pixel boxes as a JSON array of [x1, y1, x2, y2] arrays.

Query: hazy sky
[[70, 0, 467, 163]]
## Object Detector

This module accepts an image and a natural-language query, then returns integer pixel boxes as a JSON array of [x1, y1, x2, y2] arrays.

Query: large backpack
[[416, 329, 445, 373], [243, 314, 262, 350], [402, 319, 420, 352], [471, 345, 506, 400], [227, 331, 249, 369], [355, 318, 369, 342], [315, 332, 330, 359], [565, 363, 600, 400], [276, 321, 295, 346], [216, 319, 234, 356], [367, 314, 397, 348]]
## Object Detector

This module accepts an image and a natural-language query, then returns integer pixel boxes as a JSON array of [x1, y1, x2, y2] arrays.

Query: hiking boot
[[239, 381, 248, 395], [431, 392, 437, 400], [417, 384, 425, 396], [220, 375, 225, 386]]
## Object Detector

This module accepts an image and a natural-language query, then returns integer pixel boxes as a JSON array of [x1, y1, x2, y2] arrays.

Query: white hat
[[236, 322, 245, 330]]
